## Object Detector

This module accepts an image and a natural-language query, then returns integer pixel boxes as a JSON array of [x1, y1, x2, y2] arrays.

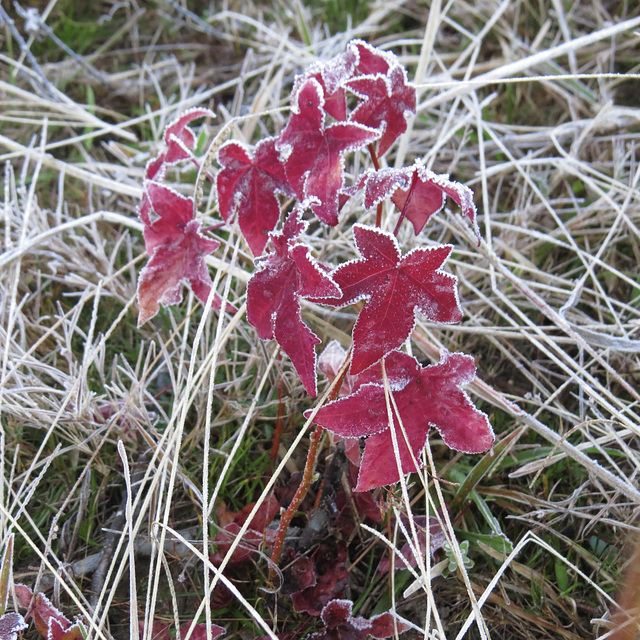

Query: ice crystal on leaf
[[246, 207, 341, 396], [276, 78, 379, 226], [318, 225, 462, 375], [310, 350, 494, 491]]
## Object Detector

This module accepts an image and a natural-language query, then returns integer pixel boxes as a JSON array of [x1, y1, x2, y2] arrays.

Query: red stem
[[269, 354, 352, 583]]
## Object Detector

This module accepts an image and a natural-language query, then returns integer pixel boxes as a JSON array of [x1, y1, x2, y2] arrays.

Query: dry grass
[[1, 1, 640, 639]]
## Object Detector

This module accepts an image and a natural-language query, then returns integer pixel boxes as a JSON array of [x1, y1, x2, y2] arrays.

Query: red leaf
[[350, 40, 394, 76], [137, 182, 225, 325], [346, 65, 416, 156], [179, 622, 225, 640], [0, 613, 27, 640], [246, 207, 341, 396], [309, 599, 411, 640], [293, 48, 358, 121], [15, 586, 73, 640], [318, 225, 461, 375], [211, 491, 280, 566], [310, 350, 494, 491], [277, 79, 379, 226], [49, 619, 85, 640], [142, 108, 214, 222], [291, 544, 349, 616], [216, 137, 293, 256], [363, 161, 480, 240]]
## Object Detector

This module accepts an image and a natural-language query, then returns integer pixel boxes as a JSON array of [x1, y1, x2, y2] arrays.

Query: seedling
[[135, 38, 495, 634]]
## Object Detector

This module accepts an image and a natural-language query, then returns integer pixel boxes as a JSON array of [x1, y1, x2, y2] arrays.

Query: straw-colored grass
[[1, 1, 640, 639]]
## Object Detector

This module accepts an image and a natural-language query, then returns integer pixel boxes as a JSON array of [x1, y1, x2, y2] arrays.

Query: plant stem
[[269, 423, 324, 581], [268, 353, 352, 583]]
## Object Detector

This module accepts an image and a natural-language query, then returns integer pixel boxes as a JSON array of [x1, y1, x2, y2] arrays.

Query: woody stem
[[268, 355, 352, 583]]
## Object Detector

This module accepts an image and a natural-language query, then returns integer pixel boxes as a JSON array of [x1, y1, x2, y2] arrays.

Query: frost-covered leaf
[[14, 585, 79, 640], [277, 79, 378, 225], [216, 137, 293, 255], [349, 40, 395, 76], [294, 48, 358, 121], [346, 65, 416, 156], [317, 225, 461, 375], [137, 182, 225, 325], [246, 207, 341, 396], [363, 161, 480, 240], [308, 599, 411, 640], [310, 350, 494, 491], [142, 108, 214, 221], [0, 613, 27, 640]]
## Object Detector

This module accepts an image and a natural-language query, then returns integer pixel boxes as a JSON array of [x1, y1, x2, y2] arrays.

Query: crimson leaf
[[350, 40, 394, 76], [310, 350, 494, 491], [277, 78, 379, 226], [216, 137, 294, 256], [137, 182, 226, 325], [318, 224, 461, 375], [346, 65, 416, 156], [246, 207, 341, 396], [293, 47, 357, 121], [309, 599, 411, 640], [363, 160, 480, 240], [142, 108, 214, 221]]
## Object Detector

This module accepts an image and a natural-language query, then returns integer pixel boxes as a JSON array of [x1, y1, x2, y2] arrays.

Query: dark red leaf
[[246, 207, 341, 396], [49, 619, 84, 640], [216, 137, 293, 255], [0, 613, 27, 640], [309, 599, 411, 640], [346, 65, 416, 156], [318, 225, 461, 375], [16, 586, 73, 640], [277, 79, 378, 225], [350, 40, 394, 76], [137, 182, 226, 325], [310, 350, 494, 491], [363, 161, 480, 240], [141, 108, 214, 222], [291, 544, 349, 616]]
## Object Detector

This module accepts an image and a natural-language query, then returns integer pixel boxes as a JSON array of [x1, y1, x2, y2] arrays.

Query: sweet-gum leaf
[[362, 161, 480, 240], [311, 350, 494, 491], [349, 40, 394, 76], [246, 207, 340, 396], [277, 78, 378, 225], [346, 66, 416, 156], [312, 599, 411, 640], [0, 613, 27, 640], [317, 225, 461, 374], [137, 182, 226, 325], [216, 137, 293, 256]]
